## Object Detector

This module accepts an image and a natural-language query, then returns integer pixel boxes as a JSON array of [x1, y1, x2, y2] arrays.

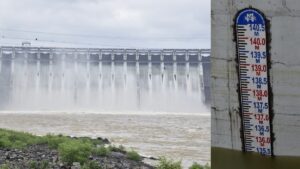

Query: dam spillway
[[0, 46, 210, 113]]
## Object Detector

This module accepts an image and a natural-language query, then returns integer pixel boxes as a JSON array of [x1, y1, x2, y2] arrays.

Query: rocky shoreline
[[0, 128, 210, 169], [0, 143, 155, 169], [0, 128, 156, 169]]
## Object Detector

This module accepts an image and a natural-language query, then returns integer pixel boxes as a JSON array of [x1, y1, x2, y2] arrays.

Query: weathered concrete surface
[[212, 0, 300, 157]]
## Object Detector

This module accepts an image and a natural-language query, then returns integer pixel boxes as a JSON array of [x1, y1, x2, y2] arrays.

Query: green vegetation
[[29, 160, 50, 169], [0, 128, 46, 149], [126, 149, 142, 161], [40, 160, 50, 169], [156, 157, 211, 169], [0, 128, 211, 169], [156, 157, 182, 169], [58, 140, 93, 165], [81, 161, 102, 169], [0, 128, 102, 150], [0, 128, 146, 168], [118, 145, 125, 151], [108, 144, 126, 153], [0, 164, 9, 169], [29, 160, 38, 169], [45, 135, 103, 149], [189, 162, 211, 169], [93, 145, 111, 157], [0, 129, 103, 166]]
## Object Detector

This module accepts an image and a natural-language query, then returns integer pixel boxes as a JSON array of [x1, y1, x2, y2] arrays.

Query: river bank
[[0, 128, 156, 169], [0, 112, 210, 168]]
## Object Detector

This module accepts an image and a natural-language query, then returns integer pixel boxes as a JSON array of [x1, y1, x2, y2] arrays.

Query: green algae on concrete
[[212, 147, 300, 169]]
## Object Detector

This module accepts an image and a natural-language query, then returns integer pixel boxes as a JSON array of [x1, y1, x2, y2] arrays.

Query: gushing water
[[0, 54, 207, 113], [0, 50, 211, 168]]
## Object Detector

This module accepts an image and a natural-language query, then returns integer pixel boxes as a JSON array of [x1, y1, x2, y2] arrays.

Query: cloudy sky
[[0, 0, 210, 49]]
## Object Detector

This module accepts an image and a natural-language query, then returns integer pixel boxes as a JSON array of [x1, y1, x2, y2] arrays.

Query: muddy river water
[[0, 112, 210, 168], [0, 55, 210, 168]]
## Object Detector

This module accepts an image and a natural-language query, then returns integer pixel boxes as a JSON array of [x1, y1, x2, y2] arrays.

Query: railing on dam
[[0, 46, 210, 63]]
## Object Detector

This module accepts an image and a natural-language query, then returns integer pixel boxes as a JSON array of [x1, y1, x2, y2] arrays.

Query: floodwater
[[0, 54, 210, 168], [0, 58, 206, 113], [0, 112, 210, 168]]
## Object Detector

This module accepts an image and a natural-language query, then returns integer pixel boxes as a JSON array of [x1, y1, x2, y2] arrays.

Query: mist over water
[[0, 54, 207, 113], [0, 51, 210, 168]]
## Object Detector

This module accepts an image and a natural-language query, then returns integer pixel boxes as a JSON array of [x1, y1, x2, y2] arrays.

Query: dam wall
[[0, 46, 210, 112], [211, 0, 300, 163]]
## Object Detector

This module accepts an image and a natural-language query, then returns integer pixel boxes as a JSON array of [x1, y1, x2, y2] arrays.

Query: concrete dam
[[0, 46, 210, 113]]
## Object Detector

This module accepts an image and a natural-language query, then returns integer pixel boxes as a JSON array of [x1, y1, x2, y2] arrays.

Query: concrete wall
[[212, 0, 300, 156]]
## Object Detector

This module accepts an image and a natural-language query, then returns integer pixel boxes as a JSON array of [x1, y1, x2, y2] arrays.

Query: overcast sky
[[0, 0, 210, 49]]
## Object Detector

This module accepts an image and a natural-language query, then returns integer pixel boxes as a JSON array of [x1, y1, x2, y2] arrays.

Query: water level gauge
[[235, 8, 273, 156]]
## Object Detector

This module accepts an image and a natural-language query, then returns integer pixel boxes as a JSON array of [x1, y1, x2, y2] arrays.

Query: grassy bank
[[0, 128, 210, 169]]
